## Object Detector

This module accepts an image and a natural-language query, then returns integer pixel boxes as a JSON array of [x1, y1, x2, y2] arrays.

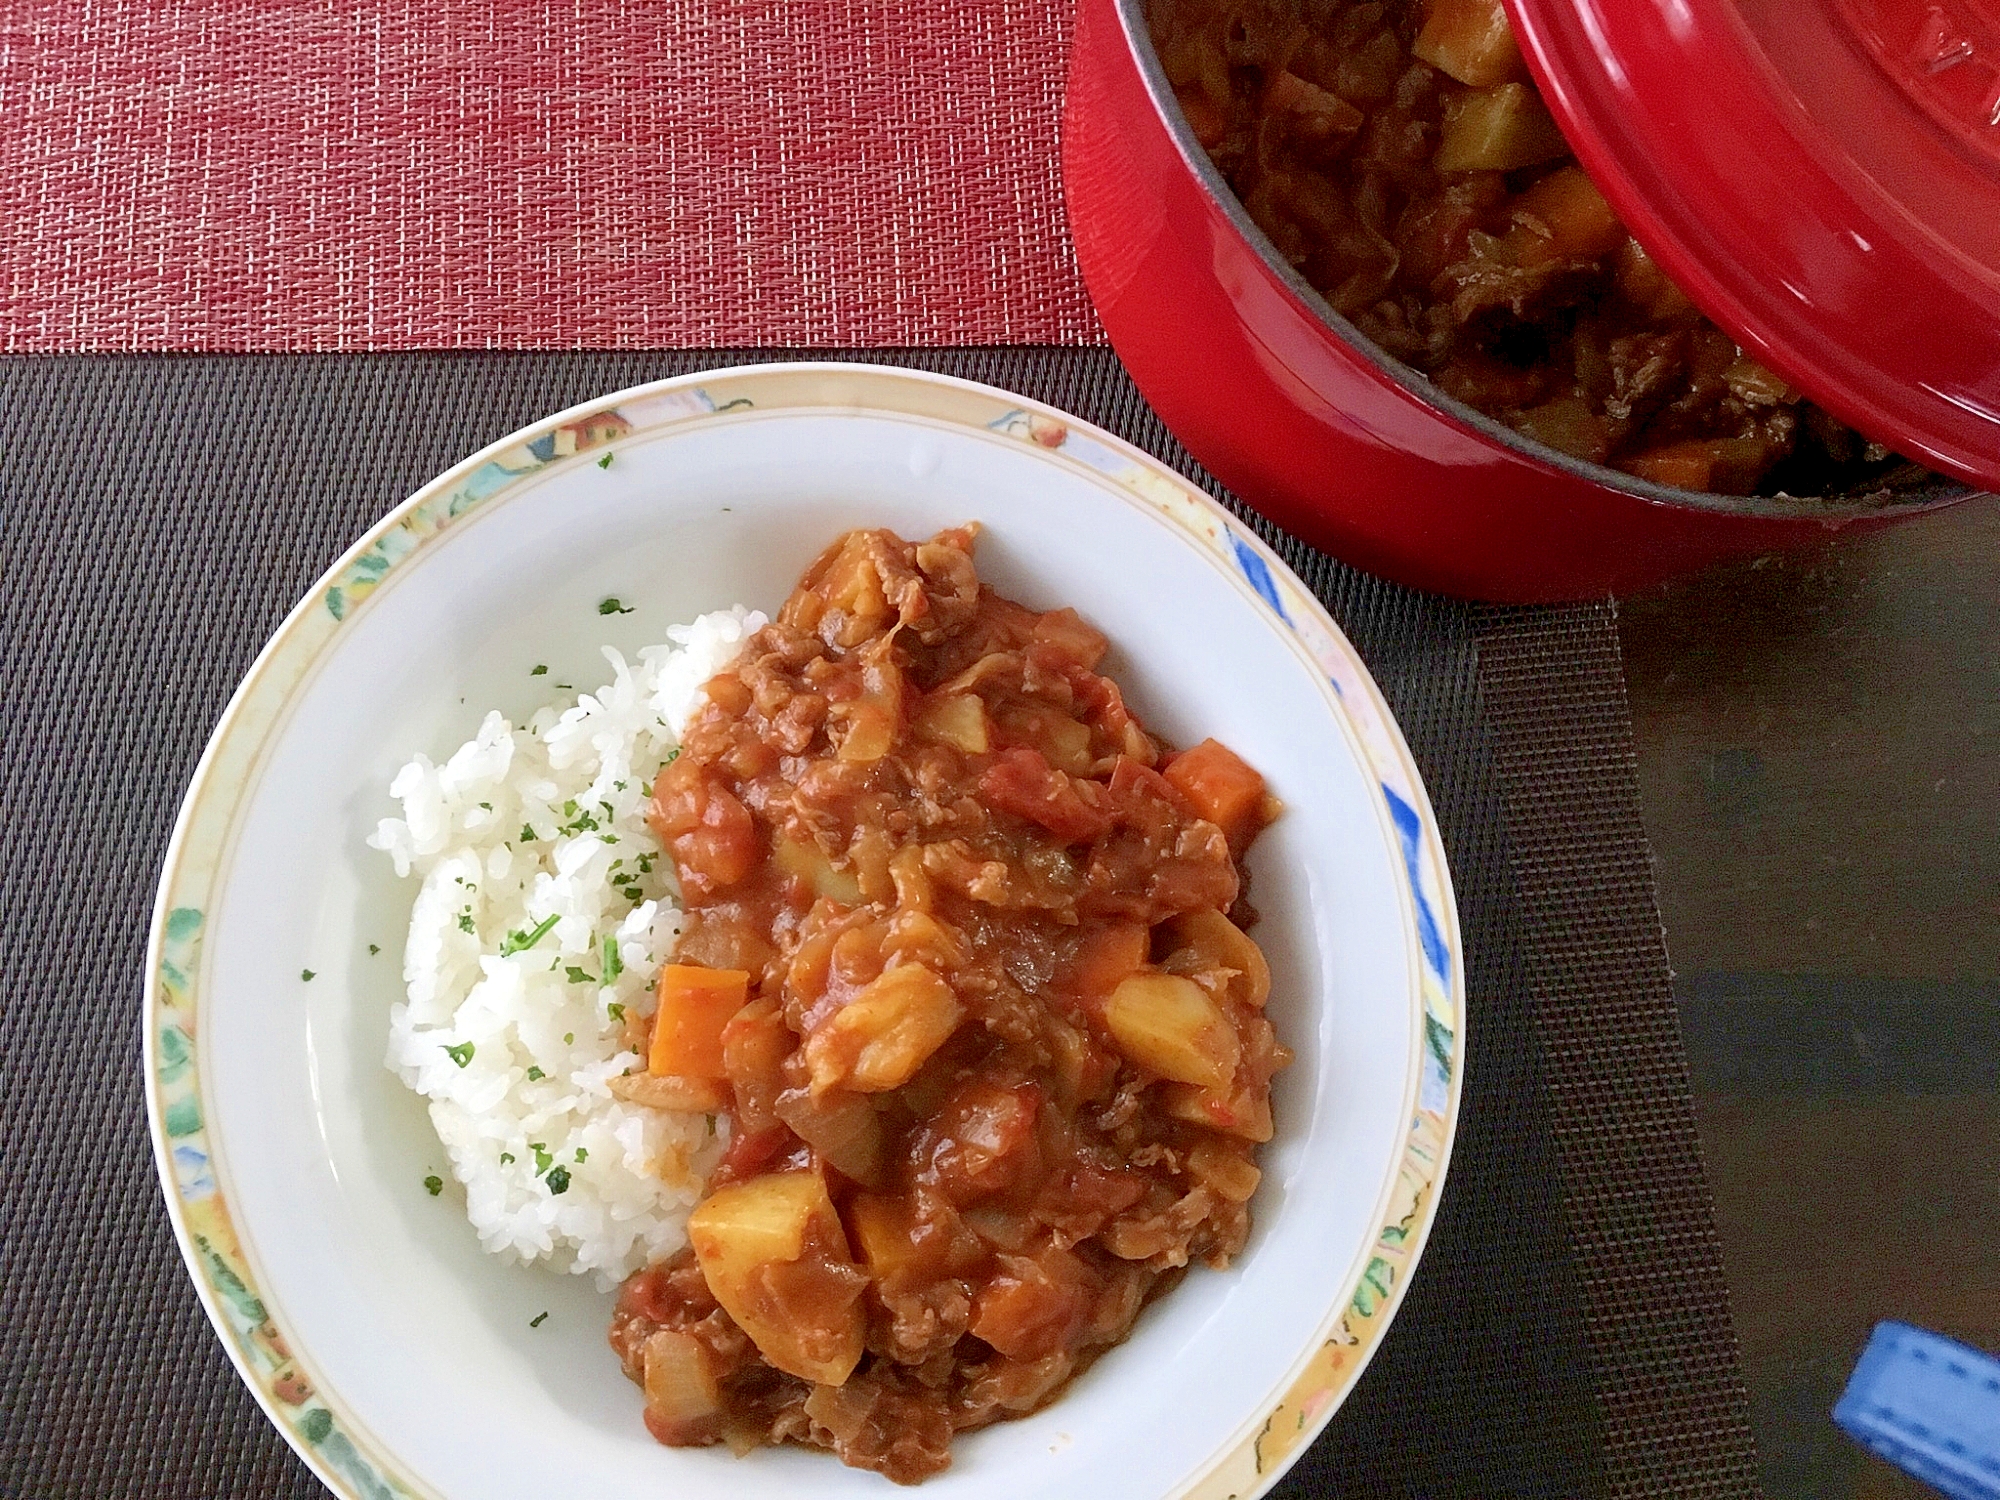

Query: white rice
[[368, 607, 765, 1287]]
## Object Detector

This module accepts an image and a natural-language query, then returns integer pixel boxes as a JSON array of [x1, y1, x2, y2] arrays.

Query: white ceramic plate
[[146, 363, 1464, 1500]]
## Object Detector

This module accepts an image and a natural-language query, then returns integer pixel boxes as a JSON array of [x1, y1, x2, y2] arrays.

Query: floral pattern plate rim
[[144, 361, 1465, 1500]]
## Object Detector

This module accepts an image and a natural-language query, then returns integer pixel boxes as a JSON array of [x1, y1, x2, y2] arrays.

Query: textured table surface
[[1622, 497, 2000, 1500]]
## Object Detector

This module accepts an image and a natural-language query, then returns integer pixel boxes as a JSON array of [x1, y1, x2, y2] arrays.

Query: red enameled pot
[[1060, 0, 1995, 602]]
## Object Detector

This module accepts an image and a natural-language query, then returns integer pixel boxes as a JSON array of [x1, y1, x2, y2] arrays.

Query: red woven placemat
[[0, 0, 1101, 350]]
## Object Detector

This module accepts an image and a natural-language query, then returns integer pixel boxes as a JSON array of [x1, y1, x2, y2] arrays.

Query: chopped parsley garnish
[[606, 1001, 625, 1022], [525, 1065, 546, 1081], [602, 935, 623, 982], [456, 908, 475, 934], [529, 1311, 549, 1328], [564, 1031, 575, 1045], [545, 1165, 572, 1194], [500, 1151, 516, 1164], [564, 965, 593, 985], [478, 801, 492, 811], [635, 853, 655, 874], [497, 913, 560, 956], [519, 825, 538, 842], [562, 799, 578, 817], [614, 780, 627, 791], [444, 1041, 475, 1068], [531, 1142, 553, 1175], [531, 664, 548, 676], [424, 1174, 443, 1196], [300, 969, 315, 982], [596, 452, 614, 469], [664, 746, 681, 764], [367, 943, 381, 956], [597, 596, 635, 616], [574, 1147, 588, 1163]]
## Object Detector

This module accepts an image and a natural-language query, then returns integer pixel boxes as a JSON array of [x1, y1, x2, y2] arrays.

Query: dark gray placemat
[[0, 349, 1759, 1500]]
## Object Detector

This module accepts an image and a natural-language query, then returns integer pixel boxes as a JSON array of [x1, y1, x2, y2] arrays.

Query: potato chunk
[[1102, 973, 1241, 1090], [914, 692, 991, 754], [642, 1329, 723, 1444], [687, 1171, 866, 1385], [773, 836, 864, 906], [1435, 83, 1568, 173], [803, 963, 964, 1094], [1413, 0, 1524, 86], [1165, 907, 1271, 1009]]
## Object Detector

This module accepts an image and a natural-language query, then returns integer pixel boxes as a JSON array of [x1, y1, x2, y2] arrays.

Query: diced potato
[[1161, 739, 1269, 849], [1187, 1137, 1263, 1203], [690, 1170, 823, 1266], [1413, 0, 1525, 87], [803, 962, 965, 1093], [687, 1170, 865, 1385], [1102, 972, 1241, 1090], [1036, 712, 1095, 776], [773, 836, 864, 906], [1166, 907, 1272, 1008], [642, 1329, 723, 1443], [913, 692, 991, 754], [649, 965, 750, 1080], [1161, 1080, 1275, 1142], [845, 1191, 926, 1279], [1435, 83, 1568, 172], [609, 1071, 726, 1112], [837, 703, 896, 763]]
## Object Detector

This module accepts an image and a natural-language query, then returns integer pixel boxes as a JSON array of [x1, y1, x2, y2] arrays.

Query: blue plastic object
[[1834, 1321, 2000, 1499]]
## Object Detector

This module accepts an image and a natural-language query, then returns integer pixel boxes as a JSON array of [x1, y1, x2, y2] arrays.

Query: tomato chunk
[[647, 757, 758, 892], [978, 746, 1113, 844]]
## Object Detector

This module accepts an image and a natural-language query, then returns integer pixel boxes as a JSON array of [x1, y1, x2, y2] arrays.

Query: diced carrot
[[1504, 167, 1625, 266], [1620, 436, 1772, 495], [1161, 738, 1268, 848], [650, 965, 751, 1079]]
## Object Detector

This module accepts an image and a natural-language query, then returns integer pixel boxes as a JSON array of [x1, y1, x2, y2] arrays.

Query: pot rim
[[1099, 0, 1978, 522]]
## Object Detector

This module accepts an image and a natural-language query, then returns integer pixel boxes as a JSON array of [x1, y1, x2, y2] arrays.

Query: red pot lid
[[1506, 0, 2000, 489]]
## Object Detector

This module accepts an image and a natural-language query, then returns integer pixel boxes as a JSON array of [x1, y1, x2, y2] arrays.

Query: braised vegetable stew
[[610, 527, 1290, 1482], [1150, 0, 1930, 498]]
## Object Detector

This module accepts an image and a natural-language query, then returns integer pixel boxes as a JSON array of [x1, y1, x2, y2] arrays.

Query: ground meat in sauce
[[608, 526, 1290, 1484], [1149, 0, 1933, 499]]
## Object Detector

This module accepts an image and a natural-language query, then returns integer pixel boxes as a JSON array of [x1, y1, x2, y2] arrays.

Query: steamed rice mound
[[368, 607, 764, 1287]]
